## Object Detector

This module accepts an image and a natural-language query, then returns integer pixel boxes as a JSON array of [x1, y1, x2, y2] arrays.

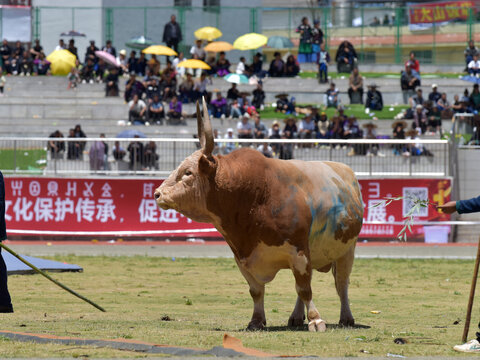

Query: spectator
[[316, 111, 330, 139], [253, 114, 268, 139], [268, 52, 285, 77], [193, 72, 211, 101], [328, 116, 344, 139], [19, 50, 33, 76], [409, 88, 425, 110], [216, 51, 231, 77], [127, 50, 137, 73], [229, 99, 242, 119], [80, 58, 95, 83], [222, 128, 236, 155], [335, 40, 357, 73], [124, 72, 145, 102], [413, 104, 428, 134], [405, 129, 433, 157], [257, 142, 274, 158], [405, 51, 420, 73], [146, 54, 159, 76], [0, 39, 11, 74], [275, 93, 290, 113], [464, 39, 479, 72], [298, 114, 316, 141], [94, 58, 107, 82], [84, 40, 99, 64], [48, 130, 65, 159], [11, 41, 24, 75], [470, 84, 480, 112], [236, 56, 247, 75], [282, 117, 297, 159], [167, 95, 184, 125], [143, 141, 159, 170], [116, 49, 128, 75], [237, 114, 254, 139], [113, 141, 126, 161], [401, 64, 421, 104], [33, 52, 50, 76], [365, 83, 383, 111], [348, 67, 364, 104], [437, 92, 452, 117], [210, 92, 227, 119], [392, 120, 407, 155], [0, 68, 4, 96], [67, 39, 78, 60], [285, 55, 300, 77], [452, 94, 463, 113], [382, 14, 390, 26], [148, 93, 165, 125], [30, 39, 43, 59], [67, 128, 79, 160], [296, 16, 313, 63], [127, 136, 144, 170], [252, 82, 265, 110], [468, 54, 480, 77], [427, 104, 442, 134], [238, 92, 251, 114], [249, 52, 267, 78], [311, 19, 324, 63], [89, 137, 105, 171], [317, 42, 330, 84], [227, 83, 240, 102], [128, 93, 147, 125], [67, 66, 80, 90], [172, 51, 185, 77], [105, 67, 119, 96], [55, 39, 66, 51], [363, 122, 379, 156], [163, 14, 182, 53], [325, 82, 339, 108], [370, 16, 380, 26], [344, 116, 362, 156], [428, 84, 441, 103], [179, 72, 195, 103], [102, 40, 116, 57], [190, 39, 206, 61], [205, 55, 217, 76]]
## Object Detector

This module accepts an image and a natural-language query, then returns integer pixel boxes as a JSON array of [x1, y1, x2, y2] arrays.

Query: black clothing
[[0, 171, 13, 312]]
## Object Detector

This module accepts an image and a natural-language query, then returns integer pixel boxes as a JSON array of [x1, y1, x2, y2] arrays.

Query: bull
[[154, 100, 364, 332]]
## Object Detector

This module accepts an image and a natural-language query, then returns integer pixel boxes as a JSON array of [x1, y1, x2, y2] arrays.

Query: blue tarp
[[3, 252, 82, 275]]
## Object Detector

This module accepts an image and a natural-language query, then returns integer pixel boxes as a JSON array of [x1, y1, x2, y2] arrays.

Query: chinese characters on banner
[[4, 177, 451, 240], [408, 1, 475, 29]]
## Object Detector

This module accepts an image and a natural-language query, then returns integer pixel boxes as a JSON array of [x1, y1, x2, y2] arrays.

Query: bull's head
[[154, 98, 217, 223]]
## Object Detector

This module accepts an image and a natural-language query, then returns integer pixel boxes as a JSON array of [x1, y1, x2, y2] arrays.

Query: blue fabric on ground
[[3, 252, 82, 275]]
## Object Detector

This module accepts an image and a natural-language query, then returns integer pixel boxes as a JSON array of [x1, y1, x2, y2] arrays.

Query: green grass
[[299, 71, 463, 79], [0, 148, 46, 173], [259, 104, 409, 121], [0, 255, 476, 357]]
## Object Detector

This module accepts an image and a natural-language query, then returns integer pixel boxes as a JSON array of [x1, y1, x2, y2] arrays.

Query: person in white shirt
[[54, 39, 66, 51], [236, 56, 246, 75], [468, 54, 480, 77], [190, 39, 205, 77], [172, 52, 185, 78]]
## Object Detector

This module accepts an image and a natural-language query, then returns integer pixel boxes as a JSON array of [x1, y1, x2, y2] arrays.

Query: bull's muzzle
[[154, 189, 171, 210]]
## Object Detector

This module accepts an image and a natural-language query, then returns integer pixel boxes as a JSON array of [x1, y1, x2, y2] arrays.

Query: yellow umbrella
[[142, 45, 177, 56], [233, 33, 268, 51], [194, 26, 222, 41], [177, 59, 211, 70], [204, 41, 234, 53], [46, 49, 76, 76]]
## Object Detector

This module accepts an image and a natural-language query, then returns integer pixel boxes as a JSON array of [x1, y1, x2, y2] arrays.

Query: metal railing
[[0, 137, 449, 178]]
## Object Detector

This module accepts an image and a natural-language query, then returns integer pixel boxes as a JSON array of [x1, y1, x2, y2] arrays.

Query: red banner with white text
[[4, 177, 451, 240]]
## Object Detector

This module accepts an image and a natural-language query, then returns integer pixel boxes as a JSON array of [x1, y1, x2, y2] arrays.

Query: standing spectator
[[179, 72, 195, 103], [74, 124, 87, 157], [127, 135, 144, 170], [311, 19, 324, 63], [67, 128, 81, 160], [222, 128, 236, 155], [33, 52, 51, 76], [116, 49, 128, 75], [148, 93, 165, 124], [127, 50, 137, 74], [317, 42, 330, 84], [253, 114, 268, 139], [128, 94, 147, 125], [236, 56, 247, 75], [413, 104, 428, 134], [400, 64, 421, 104], [405, 51, 420, 73], [325, 82, 339, 108], [252, 82, 266, 110], [0, 39, 12, 74], [105, 67, 119, 96], [216, 51, 231, 77], [124, 72, 145, 102], [237, 114, 254, 139], [167, 95, 184, 125], [296, 16, 313, 63], [48, 130, 65, 159], [143, 141, 159, 170], [84, 40, 99, 64], [428, 84, 442, 103], [102, 40, 116, 57], [464, 39, 479, 72], [113, 141, 126, 161], [468, 54, 480, 77], [89, 137, 105, 171], [210, 92, 227, 119], [162, 14, 182, 53], [365, 83, 383, 111], [268, 52, 285, 77], [285, 55, 300, 77], [67, 39, 78, 60], [55, 39, 66, 51], [0, 170, 13, 314], [348, 67, 364, 104]]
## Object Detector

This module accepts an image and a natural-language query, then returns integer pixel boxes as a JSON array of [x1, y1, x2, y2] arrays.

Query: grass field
[[0, 255, 476, 357], [0, 148, 46, 173]]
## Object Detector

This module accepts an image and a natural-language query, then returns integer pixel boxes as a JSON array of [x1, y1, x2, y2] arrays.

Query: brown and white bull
[[154, 100, 364, 332]]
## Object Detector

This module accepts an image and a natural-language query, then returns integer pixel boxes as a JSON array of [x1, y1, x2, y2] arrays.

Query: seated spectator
[[33, 52, 50, 76], [452, 94, 463, 113], [94, 58, 107, 82], [167, 95, 184, 125], [282, 117, 297, 159], [222, 128, 236, 154], [179, 73, 194, 103], [298, 114, 316, 141], [11, 40, 24, 75], [328, 116, 344, 139], [285, 55, 300, 77], [143, 141, 159, 170], [392, 120, 407, 155], [257, 142, 274, 158], [348, 67, 363, 104], [238, 92, 251, 113], [236, 56, 247, 75], [80, 58, 95, 83], [216, 51, 231, 77], [400, 64, 421, 104], [124, 72, 145, 102], [128, 94, 147, 125], [0, 39, 12, 74], [229, 99, 242, 119], [105, 67, 119, 96], [383, 14, 390, 26], [67, 39, 78, 60], [146, 54, 159, 76], [404, 129, 433, 157], [468, 54, 480, 77], [268, 52, 285, 77], [275, 93, 295, 114], [370, 16, 380, 26], [363, 122, 379, 156], [325, 82, 339, 108], [427, 104, 442, 134], [470, 84, 480, 112], [253, 114, 267, 139], [428, 84, 441, 103], [48, 130, 65, 159], [335, 40, 357, 73], [317, 42, 330, 84], [113, 141, 126, 161], [193, 72, 211, 101], [19, 50, 33, 76], [210, 92, 227, 118], [227, 83, 240, 103], [30, 38, 43, 59], [412, 104, 428, 134], [237, 114, 254, 139], [127, 136, 144, 170], [405, 51, 420, 73], [172, 51, 185, 77], [316, 111, 330, 139], [344, 116, 363, 156], [252, 82, 265, 110], [365, 83, 383, 111], [205, 56, 217, 76], [127, 50, 138, 74], [436, 92, 453, 119], [160, 74, 177, 101], [249, 52, 267, 78], [102, 40, 116, 57], [148, 93, 165, 125], [464, 40, 479, 72], [68, 66, 80, 90], [409, 88, 425, 112], [84, 40, 99, 64]]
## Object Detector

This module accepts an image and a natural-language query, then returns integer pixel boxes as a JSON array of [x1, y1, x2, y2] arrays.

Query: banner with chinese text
[[408, 1, 476, 30]]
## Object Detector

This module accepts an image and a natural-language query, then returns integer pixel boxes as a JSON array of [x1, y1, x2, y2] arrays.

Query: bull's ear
[[198, 153, 217, 176]]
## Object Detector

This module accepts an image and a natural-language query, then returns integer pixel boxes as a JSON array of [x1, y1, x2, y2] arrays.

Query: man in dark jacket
[[162, 15, 182, 53], [0, 171, 13, 313]]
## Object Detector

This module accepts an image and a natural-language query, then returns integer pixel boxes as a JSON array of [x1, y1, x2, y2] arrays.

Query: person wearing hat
[[268, 51, 285, 78], [392, 120, 407, 155], [365, 83, 383, 111], [362, 122, 379, 156], [115, 49, 128, 75], [84, 40, 99, 64], [237, 114, 254, 140], [222, 128, 236, 155], [413, 103, 427, 134], [311, 19, 324, 63], [428, 84, 441, 103]]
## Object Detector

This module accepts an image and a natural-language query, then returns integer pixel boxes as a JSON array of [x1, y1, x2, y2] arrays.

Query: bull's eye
[[185, 170, 192, 176]]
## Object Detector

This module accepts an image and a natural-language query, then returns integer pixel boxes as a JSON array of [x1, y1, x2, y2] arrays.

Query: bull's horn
[[202, 96, 214, 157], [196, 101, 206, 149]]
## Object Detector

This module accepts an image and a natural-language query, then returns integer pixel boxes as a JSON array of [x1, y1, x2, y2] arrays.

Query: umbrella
[[94, 50, 119, 67], [46, 49, 76, 76], [116, 129, 146, 138], [142, 45, 177, 56], [204, 41, 233, 53], [125, 36, 154, 50], [233, 33, 268, 50], [60, 30, 86, 37], [194, 26, 222, 41], [267, 35, 294, 49], [177, 59, 211, 70], [224, 73, 249, 84]]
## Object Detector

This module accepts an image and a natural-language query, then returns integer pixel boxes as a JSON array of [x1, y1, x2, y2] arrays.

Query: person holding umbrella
[[162, 14, 182, 54], [0, 171, 13, 313]]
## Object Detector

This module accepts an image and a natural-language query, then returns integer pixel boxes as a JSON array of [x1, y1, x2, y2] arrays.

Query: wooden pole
[[0, 243, 106, 312], [462, 236, 480, 343]]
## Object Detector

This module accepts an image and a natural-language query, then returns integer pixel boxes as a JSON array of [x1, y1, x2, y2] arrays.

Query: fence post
[[394, 7, 402, 64], [144, 7, 148, 38], [105, 7, 114, 44], [13, 140, 17, 174], [33, 7, 40, 40], [173, 141, 177, 169], [288, 8, 292, 40], [409, 148, 412, 176], [178, 6, 185, 50], [468, 7, 473, 43], [360, 7, 364, 63], [368, 143, 372, 175]]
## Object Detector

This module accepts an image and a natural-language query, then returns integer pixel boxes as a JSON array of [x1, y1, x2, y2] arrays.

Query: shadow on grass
[[212, 323, 371, 332]]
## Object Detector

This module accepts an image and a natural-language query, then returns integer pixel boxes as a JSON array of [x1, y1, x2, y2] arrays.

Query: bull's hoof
[[308, 319, 326, 332], [339, 317, 355, 327], [246, 320, 266, 331], [288, 315, 305, 327]]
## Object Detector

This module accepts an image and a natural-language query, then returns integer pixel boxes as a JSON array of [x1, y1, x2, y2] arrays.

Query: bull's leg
[[288, 296, 305, 327], [235, 258, 266, 330], [332, 243, 356, 327], [292, 263, 326, 332]]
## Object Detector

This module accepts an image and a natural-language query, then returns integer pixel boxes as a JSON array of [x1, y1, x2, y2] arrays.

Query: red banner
[[4, 177, 451, 240], [409, 1, 475, 25]]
